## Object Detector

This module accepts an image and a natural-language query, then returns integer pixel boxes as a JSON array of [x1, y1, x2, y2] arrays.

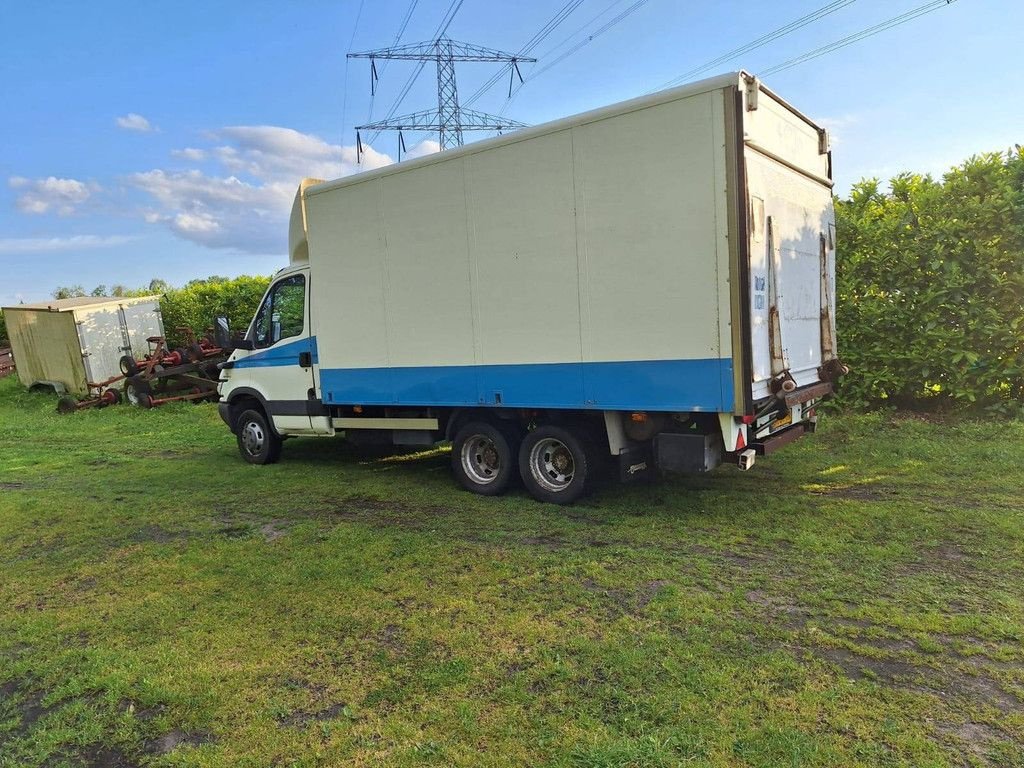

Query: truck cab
[[217, 263, 333, 462]]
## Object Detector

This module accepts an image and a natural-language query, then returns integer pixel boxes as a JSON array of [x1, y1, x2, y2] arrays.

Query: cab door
[[242, 271, 317, 434]]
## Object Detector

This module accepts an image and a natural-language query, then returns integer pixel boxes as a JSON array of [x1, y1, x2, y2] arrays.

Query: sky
[[1, 0, 1020, 304]]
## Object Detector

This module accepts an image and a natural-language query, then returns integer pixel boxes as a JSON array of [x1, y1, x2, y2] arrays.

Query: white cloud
[[405, 139, 442, 159], [171, 147, 206, 161], [8, 176, 97, 215], [818, 115, 859, 148], [132, 127, 394, 252], [116, 113, 156, 132], [0, 234, 136, 254]]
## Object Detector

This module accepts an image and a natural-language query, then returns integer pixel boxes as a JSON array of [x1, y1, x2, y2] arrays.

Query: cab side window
[[252, 275, 306, 348]]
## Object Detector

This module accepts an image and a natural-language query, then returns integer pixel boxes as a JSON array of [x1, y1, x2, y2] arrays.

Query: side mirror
[[214, 314, 253, 351], [214, 315, 231, 348]]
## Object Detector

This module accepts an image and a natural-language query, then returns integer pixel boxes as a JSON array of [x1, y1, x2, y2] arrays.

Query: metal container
[[1, 296, 164, 394]]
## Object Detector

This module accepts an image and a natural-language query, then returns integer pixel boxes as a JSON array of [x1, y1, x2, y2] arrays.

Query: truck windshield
[[252, 274, 305, 348]]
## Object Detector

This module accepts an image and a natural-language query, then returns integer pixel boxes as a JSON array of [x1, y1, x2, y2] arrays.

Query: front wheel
[[519, 425, 594, 505], [451, 421, 516, 496], [236, 408, 283, 465]]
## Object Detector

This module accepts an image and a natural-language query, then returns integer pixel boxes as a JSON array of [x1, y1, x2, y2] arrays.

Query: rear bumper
[[749, 422, 809, 456]]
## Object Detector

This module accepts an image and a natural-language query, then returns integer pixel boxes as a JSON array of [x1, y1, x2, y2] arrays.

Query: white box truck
[[215, 72, 845, 504]]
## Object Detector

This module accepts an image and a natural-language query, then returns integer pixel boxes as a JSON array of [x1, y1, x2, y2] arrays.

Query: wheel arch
[[226, 387, 278, 435]]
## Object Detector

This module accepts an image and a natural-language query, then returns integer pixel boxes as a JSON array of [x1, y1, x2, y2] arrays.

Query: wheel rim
[[529, 437, 575, 492], [242, 420, 265, 456], [461, 434, 501, 485], [125, 384, 140, 406]]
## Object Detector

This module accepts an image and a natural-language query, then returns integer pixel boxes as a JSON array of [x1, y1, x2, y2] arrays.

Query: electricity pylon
[[348, 38, 535, 160]]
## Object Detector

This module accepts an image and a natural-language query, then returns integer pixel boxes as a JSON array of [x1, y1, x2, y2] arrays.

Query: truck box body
[[3, 296, 164, 394], [218, 72, 839, 501], [295, 72, 835, 415]]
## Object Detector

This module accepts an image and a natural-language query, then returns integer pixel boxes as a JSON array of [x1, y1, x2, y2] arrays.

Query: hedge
[[834, 148, 1024, 413], [159, 276, 271, 347]]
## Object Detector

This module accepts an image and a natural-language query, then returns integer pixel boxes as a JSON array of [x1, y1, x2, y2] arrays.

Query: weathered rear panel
[[5, 309, 85, 392], [742, 83, 836, 402], [304, 76, 738, 412]]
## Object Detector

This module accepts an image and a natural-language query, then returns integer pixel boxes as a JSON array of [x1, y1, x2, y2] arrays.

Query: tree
[[53, 285, 86, 299]]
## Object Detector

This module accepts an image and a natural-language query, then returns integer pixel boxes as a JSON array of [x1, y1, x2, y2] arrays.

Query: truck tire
[[452, 421, 516, 496], [236, 408, 283, 465], [519, 424, 593, 505]]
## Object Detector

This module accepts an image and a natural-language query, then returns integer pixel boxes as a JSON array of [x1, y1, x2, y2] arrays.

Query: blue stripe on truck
[[231, 336, 318, 369], [319, 358, 733, 412]]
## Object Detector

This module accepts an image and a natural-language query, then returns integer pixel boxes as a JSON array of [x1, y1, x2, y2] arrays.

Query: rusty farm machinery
[[57, 328, 228, 414]]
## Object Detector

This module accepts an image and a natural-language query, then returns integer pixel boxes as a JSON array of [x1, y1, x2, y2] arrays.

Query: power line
[[369, 0, 421, 123], [761, 0, 958, 76], [528, 0, 650, 83], [369, 0, 466, 143], [656, 0, 857, 91], [432, 0, 465, 39], [463, 0, 585, 108], [341, 0, 367, 149], [501, 0, 651, 115]]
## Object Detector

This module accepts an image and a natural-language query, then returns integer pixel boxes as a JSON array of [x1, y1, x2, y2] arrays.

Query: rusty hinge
[[744, 75, 759, 111]]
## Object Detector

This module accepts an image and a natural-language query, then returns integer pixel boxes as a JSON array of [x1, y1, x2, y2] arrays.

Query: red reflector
[[630, 412, 648, 422], [740, 414, 755, 425], [736, 429, 746, 450]]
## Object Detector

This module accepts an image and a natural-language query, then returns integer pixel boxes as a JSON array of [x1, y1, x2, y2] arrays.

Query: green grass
[[0, 374, 1022, 767]]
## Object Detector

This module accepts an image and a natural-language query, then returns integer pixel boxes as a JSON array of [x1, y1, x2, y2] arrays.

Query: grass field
[[0, 375, 1022, 767]]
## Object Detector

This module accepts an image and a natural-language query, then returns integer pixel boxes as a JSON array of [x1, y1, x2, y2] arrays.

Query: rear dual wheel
[[451, 420, 596, 505], [451, 421, 520, 496], [519, 425, 594, 505]]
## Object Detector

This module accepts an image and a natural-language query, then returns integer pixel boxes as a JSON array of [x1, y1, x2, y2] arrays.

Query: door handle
[[298, 351, 312, 367]]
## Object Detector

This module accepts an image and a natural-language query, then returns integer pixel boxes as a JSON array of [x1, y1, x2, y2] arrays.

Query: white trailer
[[3, 295, 164, 395], [216, 72, 844, 503]]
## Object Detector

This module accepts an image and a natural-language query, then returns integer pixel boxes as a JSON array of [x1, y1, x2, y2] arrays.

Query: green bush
[[835, 148, 1024, 413], [0, 309, 7, 347], [159, 275, 271, 347]]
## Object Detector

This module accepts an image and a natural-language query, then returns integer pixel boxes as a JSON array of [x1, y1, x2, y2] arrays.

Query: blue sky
[[1, 0, 1019, 304]]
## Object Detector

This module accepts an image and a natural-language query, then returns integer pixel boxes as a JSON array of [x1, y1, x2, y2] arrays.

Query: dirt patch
[[327, 496, 451, 530], [583, 578, 670, 616], [376, 623, 406, 655], [0, 481, 25, 490], [260, 520, 290, 542], [131, 524, 190, 544], [520, 535, 566, 550], [802, 641, 1023, 715], [279, 702, 348, 727], [0, 683, 55, 736], [812, 645, 923, 683], [814, 484, 900, 502], [932, 720, 1008, 767], [73, 744, 141, 768], [746, 589, 810, 628], [146, 728, 215, 754]]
